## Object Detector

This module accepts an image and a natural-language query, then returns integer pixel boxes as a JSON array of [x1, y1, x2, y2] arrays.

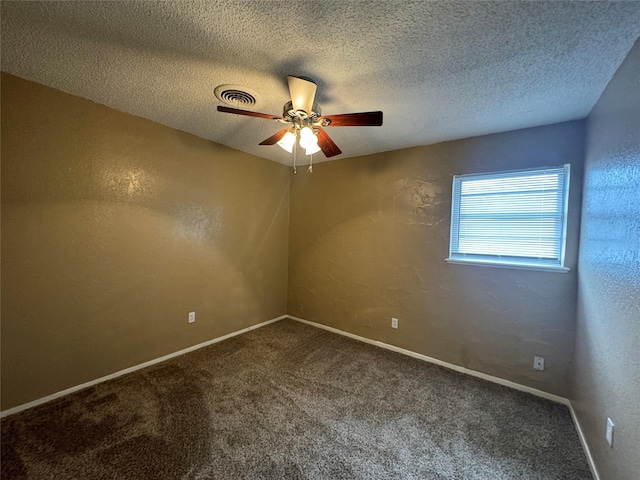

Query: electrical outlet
[[391, 317, 398, 329], [533, 356, 545, 371], [188, 311, 196, 323], [606, 418, 614, 447]]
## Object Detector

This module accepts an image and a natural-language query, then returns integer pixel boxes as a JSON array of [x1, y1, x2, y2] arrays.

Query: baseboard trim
[[1, 313, 600, 479], [287, 315, 607, 476], [568, 403, 601, 480], [0, 315, 287, 418], [287, 315, 569, 406], [291, 314, 603, 478]]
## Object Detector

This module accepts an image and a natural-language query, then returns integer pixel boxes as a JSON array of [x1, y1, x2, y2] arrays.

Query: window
[[446, 165, 570, 272]]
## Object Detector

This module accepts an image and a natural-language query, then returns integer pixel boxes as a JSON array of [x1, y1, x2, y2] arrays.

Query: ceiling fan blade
[[320, 111, 383, 127], [259, 128, 290, 145], [217, 105, 280, 120], [288, 76, 317, 115], [316, 127, 342, 158]]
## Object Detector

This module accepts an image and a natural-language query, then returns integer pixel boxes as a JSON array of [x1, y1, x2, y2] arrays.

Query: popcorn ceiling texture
[[1, 1, 639, 165]]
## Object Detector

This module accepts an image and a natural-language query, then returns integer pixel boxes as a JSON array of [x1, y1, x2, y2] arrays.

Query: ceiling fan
[[217, 76, 383, 158]]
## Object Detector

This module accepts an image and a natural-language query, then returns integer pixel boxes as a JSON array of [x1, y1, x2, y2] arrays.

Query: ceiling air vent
[[214, 84, 257, 107]]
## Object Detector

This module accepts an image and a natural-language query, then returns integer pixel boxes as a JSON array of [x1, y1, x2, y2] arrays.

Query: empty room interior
[[1, 2, 639, 479]]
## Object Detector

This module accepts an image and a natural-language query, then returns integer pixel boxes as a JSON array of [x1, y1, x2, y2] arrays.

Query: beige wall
[[573, 39, 640, 479], [1, 73, 290, 410], [288, 121, 584, 397]]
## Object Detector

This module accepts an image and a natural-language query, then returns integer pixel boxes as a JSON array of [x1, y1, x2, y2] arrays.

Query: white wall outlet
[[533, 356, 545, 371], [606, 418, 614, 447], [391, 317, 398, 329], [188, 311, 196, 323]]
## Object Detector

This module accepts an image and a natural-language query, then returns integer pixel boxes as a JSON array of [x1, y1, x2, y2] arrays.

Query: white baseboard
[[568, 403, 601, 480], [288, 315, 606, 478], [1, 312, 600, 480], [287, 315, 569, 405], [0, 315, 287, 418]]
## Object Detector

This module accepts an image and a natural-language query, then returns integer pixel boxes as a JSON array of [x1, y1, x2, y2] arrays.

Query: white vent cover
[[214, 84, 257, 107]]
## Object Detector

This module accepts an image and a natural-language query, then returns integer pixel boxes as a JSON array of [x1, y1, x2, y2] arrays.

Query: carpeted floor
[[1, 319, 591, 479]]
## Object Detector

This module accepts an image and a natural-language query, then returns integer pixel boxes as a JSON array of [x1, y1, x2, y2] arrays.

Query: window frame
[[446, 164, 571, 273]]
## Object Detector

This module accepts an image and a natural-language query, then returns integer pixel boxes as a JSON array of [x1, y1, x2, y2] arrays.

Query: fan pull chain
[[307, 153, 313, 173], [293, 135, 297, 174]]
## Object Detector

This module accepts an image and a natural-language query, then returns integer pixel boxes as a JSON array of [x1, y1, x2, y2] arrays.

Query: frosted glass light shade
[[305, 143, 321, 155], [298, 127, 318, 150], [277, 131, 296, 153]]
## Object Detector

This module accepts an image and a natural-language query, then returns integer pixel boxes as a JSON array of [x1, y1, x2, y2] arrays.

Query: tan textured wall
[[1, 73, 290, 410], [573, 40, 640, 479], [288, 121, 584, 396]]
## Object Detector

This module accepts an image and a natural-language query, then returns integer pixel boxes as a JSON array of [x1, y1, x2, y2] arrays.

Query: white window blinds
[[448, 165, 570, 271]]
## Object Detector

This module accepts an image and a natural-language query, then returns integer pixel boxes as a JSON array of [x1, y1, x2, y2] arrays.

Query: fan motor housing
[[282, 101, 321, 124]]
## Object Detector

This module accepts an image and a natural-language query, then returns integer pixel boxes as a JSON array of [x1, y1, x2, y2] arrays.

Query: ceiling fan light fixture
[[217, 75, 382, 161], [298, 126, 317, 150], [277, 131, 296, 153], [305, 143, 321, 155]]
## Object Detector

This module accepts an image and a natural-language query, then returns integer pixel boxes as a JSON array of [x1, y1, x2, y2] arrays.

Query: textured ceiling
[[2, 1, 640, 166]]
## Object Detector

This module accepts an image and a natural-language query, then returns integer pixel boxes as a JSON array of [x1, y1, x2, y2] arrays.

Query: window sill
[[445, 257, 569, 273]]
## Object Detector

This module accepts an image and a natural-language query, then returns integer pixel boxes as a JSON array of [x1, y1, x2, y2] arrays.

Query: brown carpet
[[1, 319, 591, 479]]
